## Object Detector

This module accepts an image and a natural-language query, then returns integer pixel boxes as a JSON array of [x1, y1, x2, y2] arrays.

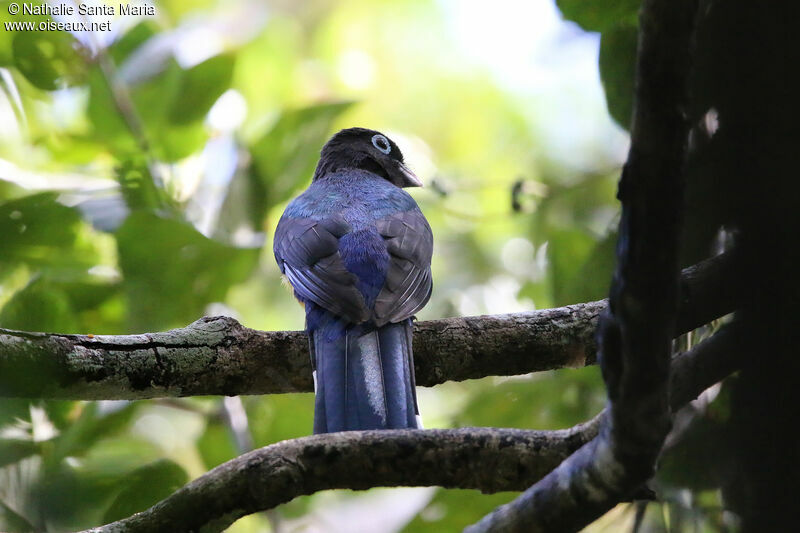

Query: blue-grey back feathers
[[274, 129, 432, 433], [274, 170, 433, 328]]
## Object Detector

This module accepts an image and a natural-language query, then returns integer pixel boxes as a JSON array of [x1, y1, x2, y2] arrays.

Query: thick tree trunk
[[689, 1, 800, 529]]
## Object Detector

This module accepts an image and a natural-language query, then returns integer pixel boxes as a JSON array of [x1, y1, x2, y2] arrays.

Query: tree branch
[[0, 252, 735, 400], [467, 1, 697, 530], [85, 427, 594, 533], [83, 320, 742, 533], [668, 321, 746, 409]]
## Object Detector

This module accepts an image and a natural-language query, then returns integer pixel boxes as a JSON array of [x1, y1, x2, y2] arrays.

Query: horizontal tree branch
[[87, 427, 596, 533], [669, 321, 747, 409], [85, 320, 743, 533], [0, 252, 736, 400]]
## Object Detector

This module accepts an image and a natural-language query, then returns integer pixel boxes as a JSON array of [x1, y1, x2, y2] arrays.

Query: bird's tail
[[309, 319, 422, 433]]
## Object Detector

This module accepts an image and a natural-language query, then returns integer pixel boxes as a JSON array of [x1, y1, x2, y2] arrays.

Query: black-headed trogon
[[273, 128, 433, 433]]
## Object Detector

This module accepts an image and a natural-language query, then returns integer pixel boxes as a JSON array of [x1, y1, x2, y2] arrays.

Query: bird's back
[[277, 169, 430, 326], [273, 128, 431, 432], [283, 169, 420, 227]]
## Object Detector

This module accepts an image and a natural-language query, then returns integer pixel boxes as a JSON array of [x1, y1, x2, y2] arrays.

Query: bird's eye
[[371, 134, 391, 155]]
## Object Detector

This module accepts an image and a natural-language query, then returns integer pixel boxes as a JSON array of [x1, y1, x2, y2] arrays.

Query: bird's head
[[313, 127, 423, 188]]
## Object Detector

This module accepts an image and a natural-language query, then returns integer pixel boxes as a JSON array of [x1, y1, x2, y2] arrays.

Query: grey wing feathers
[[274, 216, 370, 323], [374, 208, 434, 325]]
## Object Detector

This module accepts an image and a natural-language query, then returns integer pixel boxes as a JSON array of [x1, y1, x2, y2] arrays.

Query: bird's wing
[[374, 208, 433, 325], [274, 215, 370, 324]]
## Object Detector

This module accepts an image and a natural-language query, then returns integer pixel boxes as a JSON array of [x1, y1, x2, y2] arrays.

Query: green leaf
[[42, 400, 78, 431], [109, 22, 158, 65], [0, 399, 31, 427], [1, 8, 49, 66], [12, 26, 88, 90], [0, 176, 27, 202], [168, 54, 235, 125], [213, 163, 269, 243], [87, 50, 235, 161], [49, 402, 139, 465], [456, 368, 604, 429], [556, 0, 639, 33], [0, 498, 38, 533], [0, 278, 78, 332], [28, 261, 119, 331], [563, 231, 617, 305], [197, 417, 239, 470], [117, 58, 181, 129], [518, 280, 552, 310], [53, 280, 120, 314], [116, 212, 259, 330], [151, 120, 208, 161], [556, 1, 639, 130], [0, 439, 40, 468], [403, 490, 518, 533], [102, 459, 188, 523], [32, 459, 126, 529], [547, 228, 596, 306], [115, 158, 169, 211], [247, 394, 315, 447], [250, 102, 353, 205], [533, 172, 619, 241], [599, 24, 638, 129], [0, 193, 98, 277], [40, 134, 107, 166], [0, 193, 79, 259], [87, 59, 210, 161], [0, 10, 21, 66], [86, 59, 178, 149], [86, 66, 129, 149], [8, 279, 124, 335]]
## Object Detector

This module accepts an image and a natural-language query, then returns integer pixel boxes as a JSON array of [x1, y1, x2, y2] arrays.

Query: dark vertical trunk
[[689, 1, 800, 529]]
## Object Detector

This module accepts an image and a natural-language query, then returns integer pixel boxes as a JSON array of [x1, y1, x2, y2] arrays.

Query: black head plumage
[[313, 127, 422, 188]]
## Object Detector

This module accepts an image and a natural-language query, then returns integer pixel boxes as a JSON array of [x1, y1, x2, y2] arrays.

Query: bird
[[273, 128, 433, 433]]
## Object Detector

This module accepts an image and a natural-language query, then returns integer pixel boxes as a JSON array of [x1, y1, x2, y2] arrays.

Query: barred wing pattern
[[274, 207, 432, 326], [374, 208, 433, 325], [274, 216, 370, 324]]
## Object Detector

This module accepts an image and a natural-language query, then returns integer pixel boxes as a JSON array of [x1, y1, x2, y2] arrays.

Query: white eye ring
[[371, 134, 391, 154]]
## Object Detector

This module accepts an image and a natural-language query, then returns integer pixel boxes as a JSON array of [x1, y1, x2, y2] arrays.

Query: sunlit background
[[0, 0, 695, 531]]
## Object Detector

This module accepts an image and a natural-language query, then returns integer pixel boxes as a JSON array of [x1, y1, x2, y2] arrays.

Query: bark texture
[[0, 252, 735, 400], [82, 322, 741, 533]]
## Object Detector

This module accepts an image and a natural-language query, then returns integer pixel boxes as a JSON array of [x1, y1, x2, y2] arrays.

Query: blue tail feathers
[[309, 318, 421, 433]]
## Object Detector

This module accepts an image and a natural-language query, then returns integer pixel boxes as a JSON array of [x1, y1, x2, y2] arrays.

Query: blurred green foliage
[[0, 0, 720, 531], [557, 0, 639, 128]]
